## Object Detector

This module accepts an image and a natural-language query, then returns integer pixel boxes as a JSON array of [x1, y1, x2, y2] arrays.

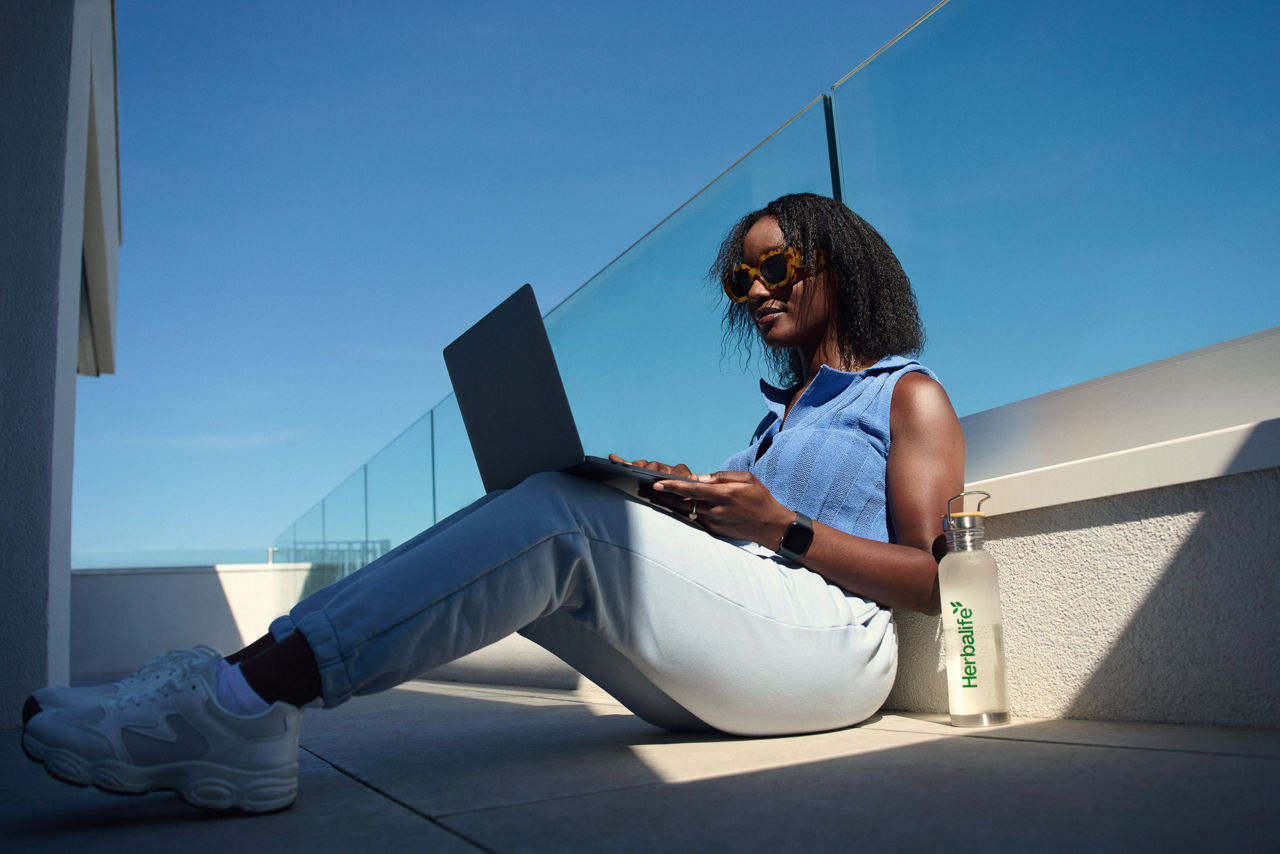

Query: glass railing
[[544, 97, 835, 477], [366, 413, 434, 558], [275, 96, 836, 567], [830, 0, 1280, 416], [276, 0, 1280, 570]]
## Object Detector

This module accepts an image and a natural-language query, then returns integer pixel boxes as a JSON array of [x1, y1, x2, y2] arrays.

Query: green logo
[[950, 601, 978, 688]]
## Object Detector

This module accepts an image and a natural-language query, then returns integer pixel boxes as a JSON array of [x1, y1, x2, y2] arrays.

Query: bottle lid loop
[[946, 490, 991, 519], [943, 491, 992, 537]]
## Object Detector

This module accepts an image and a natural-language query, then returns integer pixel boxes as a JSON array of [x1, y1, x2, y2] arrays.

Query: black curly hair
[[711, 193, 924, 387]]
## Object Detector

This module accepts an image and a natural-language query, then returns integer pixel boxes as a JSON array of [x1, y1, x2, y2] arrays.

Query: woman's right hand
[[650, 470, 793, 545], [607, 454, 696, 480], [608, 454, 700, 518]]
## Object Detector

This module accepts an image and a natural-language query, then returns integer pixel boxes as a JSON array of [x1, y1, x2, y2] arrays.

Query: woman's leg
[[21, 470, 898, 813], [273, 471, 896, 736], [263, 488, 508, 640], [224, 492, 515, 703], [225, 632, 277, 664], [519, 615, 714, 731]]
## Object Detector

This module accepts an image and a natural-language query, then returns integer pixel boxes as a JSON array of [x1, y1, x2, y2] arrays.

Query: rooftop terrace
[[6, 2, 1278, 848]]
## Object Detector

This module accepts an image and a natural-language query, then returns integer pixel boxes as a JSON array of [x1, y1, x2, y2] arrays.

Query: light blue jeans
[[271, 472, 896, 736]]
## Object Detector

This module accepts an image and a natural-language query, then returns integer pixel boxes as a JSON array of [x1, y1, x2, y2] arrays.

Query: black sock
[[238, 631, 323, 707], [225, 632, 278, 665]]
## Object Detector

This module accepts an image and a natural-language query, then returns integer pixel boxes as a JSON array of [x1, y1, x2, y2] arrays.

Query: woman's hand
[[606, 453, 695, 480], [652, 470, 794, 547], [608, 454, 794, 547], [607, 454, 702, 517]]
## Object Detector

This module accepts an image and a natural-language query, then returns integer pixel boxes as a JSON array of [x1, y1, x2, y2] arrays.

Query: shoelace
[[130, 645, 218, 679], [116, 659, 207, 709]]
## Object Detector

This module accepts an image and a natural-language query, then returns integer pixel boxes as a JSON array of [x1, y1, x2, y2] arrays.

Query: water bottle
[[938, 491, 1009, 726]]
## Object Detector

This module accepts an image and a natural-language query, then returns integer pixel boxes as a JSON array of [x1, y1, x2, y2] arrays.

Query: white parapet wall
[[70, 563, 321, 682], [69, 561, 580, 689], [888, 465, 1280, 726], [887, 327, 1280, 727]]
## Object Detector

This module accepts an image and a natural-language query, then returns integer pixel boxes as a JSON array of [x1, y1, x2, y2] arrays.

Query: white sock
[[214, 660, 271, 716]]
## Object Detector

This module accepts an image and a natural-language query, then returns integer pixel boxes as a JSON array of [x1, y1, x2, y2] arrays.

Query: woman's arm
[[652, 372, 964, 615]]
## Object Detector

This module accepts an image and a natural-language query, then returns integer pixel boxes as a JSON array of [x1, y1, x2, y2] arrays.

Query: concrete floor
[[4, 680, 1279, 852]]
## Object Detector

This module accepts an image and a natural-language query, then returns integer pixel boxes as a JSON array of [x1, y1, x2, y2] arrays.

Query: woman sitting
[[23, 192, 964, 813]]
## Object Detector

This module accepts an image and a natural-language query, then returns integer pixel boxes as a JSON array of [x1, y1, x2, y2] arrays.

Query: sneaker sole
[[22, 730, 297, 813]]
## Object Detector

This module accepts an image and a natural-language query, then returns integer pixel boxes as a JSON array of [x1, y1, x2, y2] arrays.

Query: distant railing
[[280, 539, 392, 576]]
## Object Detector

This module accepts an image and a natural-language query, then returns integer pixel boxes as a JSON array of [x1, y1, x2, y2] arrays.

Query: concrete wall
[[67, 561, 579, 689], [888, 465, 1280, 727], [69, 564, 329, 682], [2, 0, 77, 725], [0, 0, 118, 727], [886, 329, 1280, 726]]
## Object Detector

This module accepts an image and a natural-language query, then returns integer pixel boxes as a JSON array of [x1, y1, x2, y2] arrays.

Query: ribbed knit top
[[719, 355, 934, 545]]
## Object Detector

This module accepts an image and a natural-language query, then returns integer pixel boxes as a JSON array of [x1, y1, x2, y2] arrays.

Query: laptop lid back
[[443, 284, 586, 493]]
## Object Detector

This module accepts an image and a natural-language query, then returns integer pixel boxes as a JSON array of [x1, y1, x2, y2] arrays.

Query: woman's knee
[[516, 470, 588, 496], [508, 471, 622, 516]]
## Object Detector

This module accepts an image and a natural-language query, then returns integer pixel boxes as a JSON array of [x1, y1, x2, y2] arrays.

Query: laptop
[[443, 284, 697, 497]]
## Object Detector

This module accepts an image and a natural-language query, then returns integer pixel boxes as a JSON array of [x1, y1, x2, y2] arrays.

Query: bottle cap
[[943, 491, 991, 533]]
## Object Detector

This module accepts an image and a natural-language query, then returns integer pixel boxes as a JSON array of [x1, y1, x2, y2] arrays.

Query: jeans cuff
[[268, 614, 296, 641], [287, 610, 355, 708]]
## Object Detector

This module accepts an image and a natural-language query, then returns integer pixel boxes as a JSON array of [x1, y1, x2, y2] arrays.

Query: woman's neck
[[784, 345, 868, 423], [796, 342, 864, 386]]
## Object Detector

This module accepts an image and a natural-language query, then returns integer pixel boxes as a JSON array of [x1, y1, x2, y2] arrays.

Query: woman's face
[[740, 216, 835, 357]]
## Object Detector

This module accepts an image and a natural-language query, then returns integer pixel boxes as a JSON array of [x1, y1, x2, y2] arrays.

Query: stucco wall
[[69, 564, 329, 683], [0, 0, 78, 726], [887, 466, 1280, 727], [1, 0, 118, 728], [66, 561, 581, 692]]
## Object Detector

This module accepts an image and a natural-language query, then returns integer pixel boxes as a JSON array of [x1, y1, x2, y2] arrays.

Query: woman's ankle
[[224, 632, 278, 665], [238, 630, 323, 707]]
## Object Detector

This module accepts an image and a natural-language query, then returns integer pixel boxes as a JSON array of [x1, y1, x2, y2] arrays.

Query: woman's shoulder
[[868, 354, 934, 379], [821, 355, 936, 407], [889, 370, 962, 439]]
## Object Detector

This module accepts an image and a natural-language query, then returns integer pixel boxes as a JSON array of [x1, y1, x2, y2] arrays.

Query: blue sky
[[72, 0, 940, 563]]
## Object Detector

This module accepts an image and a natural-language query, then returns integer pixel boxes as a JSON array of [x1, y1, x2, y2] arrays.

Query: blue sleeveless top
[[719, 355, 934, 545]]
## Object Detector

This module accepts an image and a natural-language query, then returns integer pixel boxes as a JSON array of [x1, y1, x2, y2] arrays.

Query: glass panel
[[366, 413, 434, 555], [272, 526, 294, 564], [292, 501, 325, 566], [324, 467, 369, 576], [545, 99, 836, 474], [431, 394, 484, 520], [831, 0, 1280, 415], [275, 100, 840, 546]]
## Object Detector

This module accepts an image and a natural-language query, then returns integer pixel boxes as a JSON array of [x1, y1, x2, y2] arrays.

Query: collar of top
[[758, 354, 916, 425]]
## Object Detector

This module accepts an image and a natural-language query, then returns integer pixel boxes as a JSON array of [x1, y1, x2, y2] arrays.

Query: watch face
[[780, 513, 814, 558]]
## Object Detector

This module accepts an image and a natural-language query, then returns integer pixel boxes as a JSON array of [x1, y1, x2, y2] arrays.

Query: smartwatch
[[776, 511, 814, 562]]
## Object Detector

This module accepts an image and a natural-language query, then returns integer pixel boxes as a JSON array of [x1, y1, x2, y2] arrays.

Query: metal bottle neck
[[945, 527, 986, 552]]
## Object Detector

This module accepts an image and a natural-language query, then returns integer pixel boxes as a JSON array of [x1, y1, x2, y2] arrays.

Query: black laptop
[[443, 284, 696, 496]]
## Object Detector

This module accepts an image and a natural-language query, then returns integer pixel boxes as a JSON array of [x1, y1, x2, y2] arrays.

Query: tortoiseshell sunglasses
[[725, 246, 825, 303]]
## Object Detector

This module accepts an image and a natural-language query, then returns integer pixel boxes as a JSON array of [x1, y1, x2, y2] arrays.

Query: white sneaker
[[23, 653, 301, 813], [27, 645, 222, 722]]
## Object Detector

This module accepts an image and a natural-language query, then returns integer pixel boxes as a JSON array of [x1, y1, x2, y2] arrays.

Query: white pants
[[272, 472, 896, 736]]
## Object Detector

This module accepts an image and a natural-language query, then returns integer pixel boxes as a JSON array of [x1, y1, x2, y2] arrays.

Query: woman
[[23, 193, 964, 813]]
